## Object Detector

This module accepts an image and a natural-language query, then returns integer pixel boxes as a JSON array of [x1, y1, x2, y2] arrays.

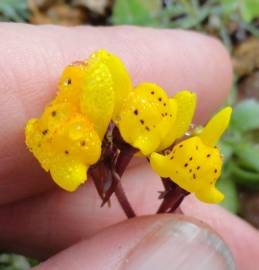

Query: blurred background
[[0, 0, 258, 269]]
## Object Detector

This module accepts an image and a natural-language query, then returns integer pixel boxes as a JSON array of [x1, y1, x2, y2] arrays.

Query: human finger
[[0, 24, 232, 205], [33, 215, 235, 270]]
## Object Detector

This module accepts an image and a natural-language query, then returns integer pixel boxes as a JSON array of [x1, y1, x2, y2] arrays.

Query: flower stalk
[[157, 178, 189, 213]]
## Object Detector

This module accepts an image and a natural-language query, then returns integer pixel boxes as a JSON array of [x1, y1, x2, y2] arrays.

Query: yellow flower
[[116, 85, 196, 156], [25, 49, 131, 191], [25, 51, 118, 191], [79, 50, 132, 139], [25, 102, 101, 192], [157, 90, 196, 151], [57, 49, 132, 140], [150, 107, 232, 204], [90, 49, 132, 121], [116, 83, 177, 155]]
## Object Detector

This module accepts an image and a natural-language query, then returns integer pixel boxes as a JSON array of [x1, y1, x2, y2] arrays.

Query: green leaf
[[230, 162, 259, 187], [219, 0, 237, 16], [220, 0, 259, 22], [225, 84, 237, 106], [217, 176, 239, 213], [231, 99, 259, 132], [0, 253, 31, 270], [241, 0, 259, 23], [0, 0, 29, 22], [111, 0, 161, 26], [234, 143, 259, 172]]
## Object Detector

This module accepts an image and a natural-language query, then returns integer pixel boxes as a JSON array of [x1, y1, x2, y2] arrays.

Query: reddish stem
[[89, 164, 107, 199], [112, 146, 137, 218], [113, 171, 136, 218], [157, 178, 189, 214], [91, 124, 137, 218]]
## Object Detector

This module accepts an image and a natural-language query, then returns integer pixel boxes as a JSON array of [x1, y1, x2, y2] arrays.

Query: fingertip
[[181, 195, 259, 269], [33, 215, 235, 270]]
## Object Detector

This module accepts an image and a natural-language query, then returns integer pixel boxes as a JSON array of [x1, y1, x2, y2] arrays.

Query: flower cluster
[[25, 49, 232, 211]]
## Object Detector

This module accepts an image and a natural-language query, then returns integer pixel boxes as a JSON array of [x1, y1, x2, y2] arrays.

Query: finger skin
[[181, 196, 259, 270], [0, 23, 232, 205], [1, 166, 259, 270], [32, 215, 235, 270], [0, 166, 162, 258]]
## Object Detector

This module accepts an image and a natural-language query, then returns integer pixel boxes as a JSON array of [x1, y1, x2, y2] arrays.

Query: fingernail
[[122, 217, 236, 270]]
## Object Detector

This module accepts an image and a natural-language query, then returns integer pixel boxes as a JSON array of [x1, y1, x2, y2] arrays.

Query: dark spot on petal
[[134, 109, 138, 115], [161, 113, 164, 117], [193, 174, 196, 179], [163, 103, 166, 106], [189, 169, 192, 173], [197, 166, 200, 170], [65, 78, 72, 86], [179, 144, 183, 148], [207, 154, 211, 158], [189, 157, 193, 161], [170, 114, 172, 117], [196, 146, 199, 150], [214, 169, 218, 173], [65, 150, 69, 155], [158, 97, 162, 102], [145, 126, 150, 131], [42, 129, 48, 135], [51, 111, 57, 117], [151, 91, 154, 95], [165, 112, 168, 116], [140, 119, 144, 124], [184, 163, 188, 167], [170, 156, 174, 160], [81, 141, 86, 146]]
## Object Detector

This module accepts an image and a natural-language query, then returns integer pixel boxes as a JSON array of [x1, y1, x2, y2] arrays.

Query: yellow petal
[[157, 98, 177, 151], [133, 135, 160, 156], [46, 115, 101, 191], [150, 152, 172, 178], [80, 53, 114, 139], [92, 50, 132, 120], [118, 83, 176, 155], [61, 116, 102, 165], [199, 107, 232, 147], [25, 103, 102, 191], [25, 118, 53, 171], [173, 90, 197, 139], [50, 156, 87, 192], [196, 187, 224, 204], [57, 62, 88, 104], [150, 136, 224, 204], [38, 101, 77, 134]]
